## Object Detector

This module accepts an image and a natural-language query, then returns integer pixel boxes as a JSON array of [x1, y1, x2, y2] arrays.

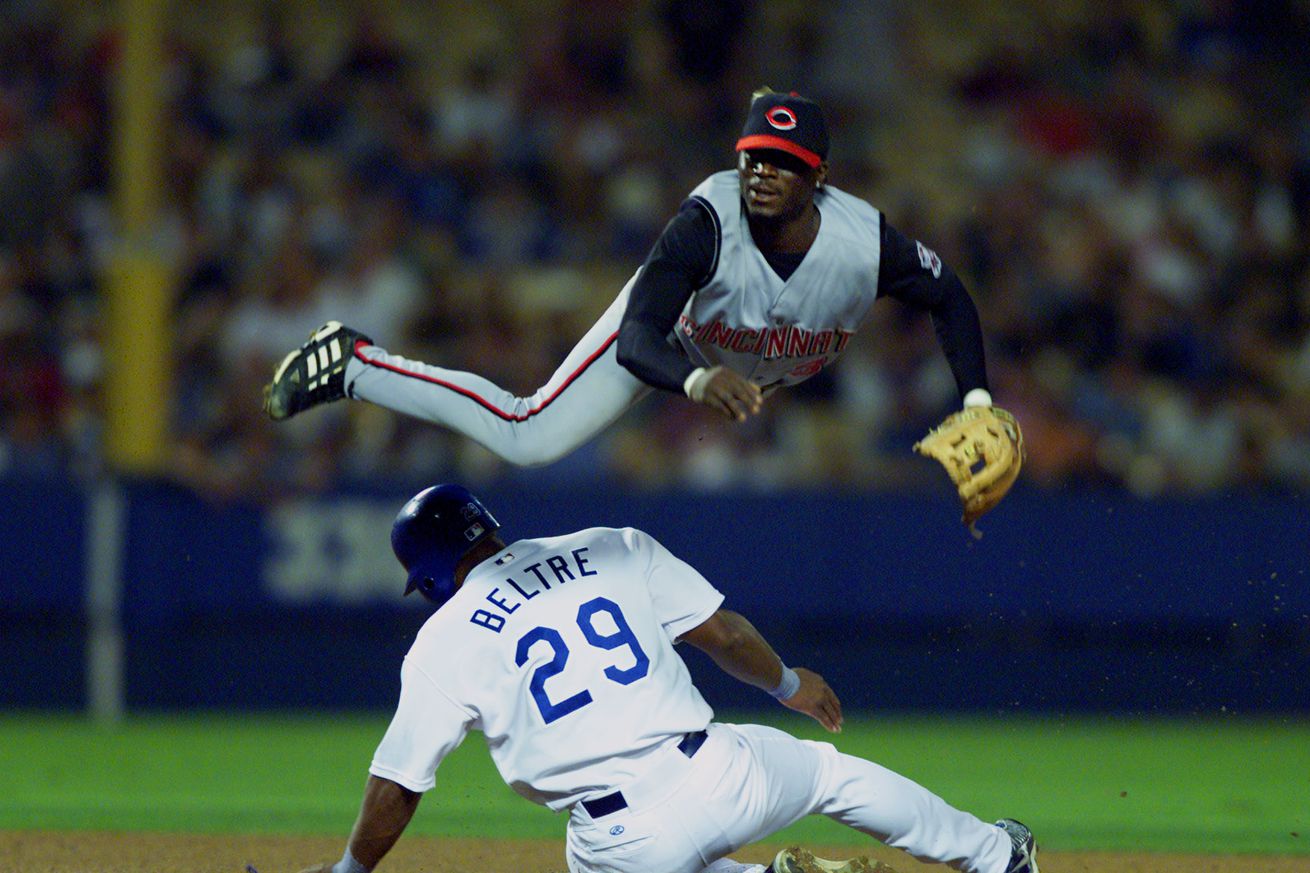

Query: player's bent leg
[[704, 723, 842, 843], [345, 340, 648, 466], [343, 281, 650, 467], [690, 724, 1011, 873], [807, 746, 1012, 873]]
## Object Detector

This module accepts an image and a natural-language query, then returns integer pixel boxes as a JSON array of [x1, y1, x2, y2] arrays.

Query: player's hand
[[688, 366, 763, 422], [781, 667, 843, 733]]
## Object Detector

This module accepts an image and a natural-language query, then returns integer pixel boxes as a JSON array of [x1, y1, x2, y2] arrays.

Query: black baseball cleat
[[770, 846, 893, 873], [995, 818, 1039, 873], [262, 321, 372, 420]]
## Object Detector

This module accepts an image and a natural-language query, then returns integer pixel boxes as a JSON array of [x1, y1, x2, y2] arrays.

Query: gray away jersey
[[676, 170, 883, 389]]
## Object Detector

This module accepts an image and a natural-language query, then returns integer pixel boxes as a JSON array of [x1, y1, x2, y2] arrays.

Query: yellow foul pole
[[106, 0, 171, 473]]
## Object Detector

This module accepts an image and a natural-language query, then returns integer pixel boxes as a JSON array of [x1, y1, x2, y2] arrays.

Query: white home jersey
[[369, 527, 724, 810], [365, 523, 1016, 873], [675, 170, 883, 389]]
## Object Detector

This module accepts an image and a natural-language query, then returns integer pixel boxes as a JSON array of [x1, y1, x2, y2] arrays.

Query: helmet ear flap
[[409, 573, 456, 607]]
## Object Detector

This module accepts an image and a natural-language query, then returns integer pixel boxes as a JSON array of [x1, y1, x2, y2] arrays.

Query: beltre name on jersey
[[468, 544, 599, 633]]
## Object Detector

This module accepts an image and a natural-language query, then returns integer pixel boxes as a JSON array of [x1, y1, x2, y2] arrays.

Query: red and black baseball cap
[[735, 90, 829, 169]]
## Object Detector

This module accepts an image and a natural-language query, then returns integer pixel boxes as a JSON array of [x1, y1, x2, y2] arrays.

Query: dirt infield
[[2, 832, 1308, 873]]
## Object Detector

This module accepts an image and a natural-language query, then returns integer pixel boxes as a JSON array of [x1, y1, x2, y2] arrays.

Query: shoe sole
[[263, 321, 348, 420], [778, 847, 893, 873]]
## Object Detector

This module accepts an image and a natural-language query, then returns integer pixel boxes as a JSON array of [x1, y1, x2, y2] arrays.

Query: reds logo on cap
[[736, 90, 829, 169], [766, 106, 798, 130]]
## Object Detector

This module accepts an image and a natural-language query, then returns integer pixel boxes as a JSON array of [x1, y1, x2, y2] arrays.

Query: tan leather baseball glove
[[913, 406, 1024, 533]]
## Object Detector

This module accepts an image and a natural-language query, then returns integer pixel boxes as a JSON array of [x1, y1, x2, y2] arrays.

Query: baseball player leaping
[[263, 89, 1007, 466], [295, 484, 1039, 873]]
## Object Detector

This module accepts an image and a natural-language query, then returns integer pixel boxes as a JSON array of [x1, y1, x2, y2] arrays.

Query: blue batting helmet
[[391, 484, 500, 606]]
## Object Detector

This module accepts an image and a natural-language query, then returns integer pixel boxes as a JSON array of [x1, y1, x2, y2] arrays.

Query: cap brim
[[735, 135, 823, 168]]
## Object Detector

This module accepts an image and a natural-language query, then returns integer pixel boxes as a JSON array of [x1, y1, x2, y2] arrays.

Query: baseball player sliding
[[295, 484, 1039, 873], [263, 89, 1022, 517]]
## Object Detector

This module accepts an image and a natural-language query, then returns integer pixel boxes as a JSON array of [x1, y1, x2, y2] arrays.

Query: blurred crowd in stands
[[2, 0, 1309, 501]]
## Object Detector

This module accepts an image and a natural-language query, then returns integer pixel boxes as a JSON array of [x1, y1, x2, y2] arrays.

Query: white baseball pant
[[564, 722, 1013, 873], [343, 272, 651, 467]]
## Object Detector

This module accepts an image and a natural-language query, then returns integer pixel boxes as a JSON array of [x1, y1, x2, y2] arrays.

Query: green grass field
[[2, 712, 1307, 856]]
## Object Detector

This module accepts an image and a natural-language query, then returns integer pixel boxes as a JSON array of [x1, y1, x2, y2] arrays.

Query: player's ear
[[814, 161, 829, 190]]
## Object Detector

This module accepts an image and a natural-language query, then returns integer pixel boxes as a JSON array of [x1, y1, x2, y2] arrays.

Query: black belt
[[580, 729, 708, 818]]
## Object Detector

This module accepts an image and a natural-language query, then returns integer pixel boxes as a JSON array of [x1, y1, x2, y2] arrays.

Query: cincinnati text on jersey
[[678, 315, 855, 359]]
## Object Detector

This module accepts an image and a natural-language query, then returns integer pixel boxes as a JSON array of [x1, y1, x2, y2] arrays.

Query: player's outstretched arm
[[680, 609, 842, 732], [298, 775, 421, 873], [877, 220, 989, 403]]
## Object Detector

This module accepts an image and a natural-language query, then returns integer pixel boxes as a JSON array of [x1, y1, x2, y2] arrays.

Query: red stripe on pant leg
[[354, 333, 620, 423]]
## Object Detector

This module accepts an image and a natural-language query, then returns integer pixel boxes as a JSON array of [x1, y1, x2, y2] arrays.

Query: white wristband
[[684, 367, 710, 402], [769, 665, 801, 700], [962, 388, 993, 408], [333, 848, 368, 873]]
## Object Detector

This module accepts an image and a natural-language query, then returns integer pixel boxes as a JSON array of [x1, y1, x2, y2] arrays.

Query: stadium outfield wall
[[2, 474, 1306, 714]]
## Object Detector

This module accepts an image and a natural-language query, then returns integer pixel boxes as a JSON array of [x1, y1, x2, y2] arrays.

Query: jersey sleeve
[[876, 217, 990, 397], [369, 657, 475, 793], [614, 199, 718, 393], [627, 528, 725, 641]]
